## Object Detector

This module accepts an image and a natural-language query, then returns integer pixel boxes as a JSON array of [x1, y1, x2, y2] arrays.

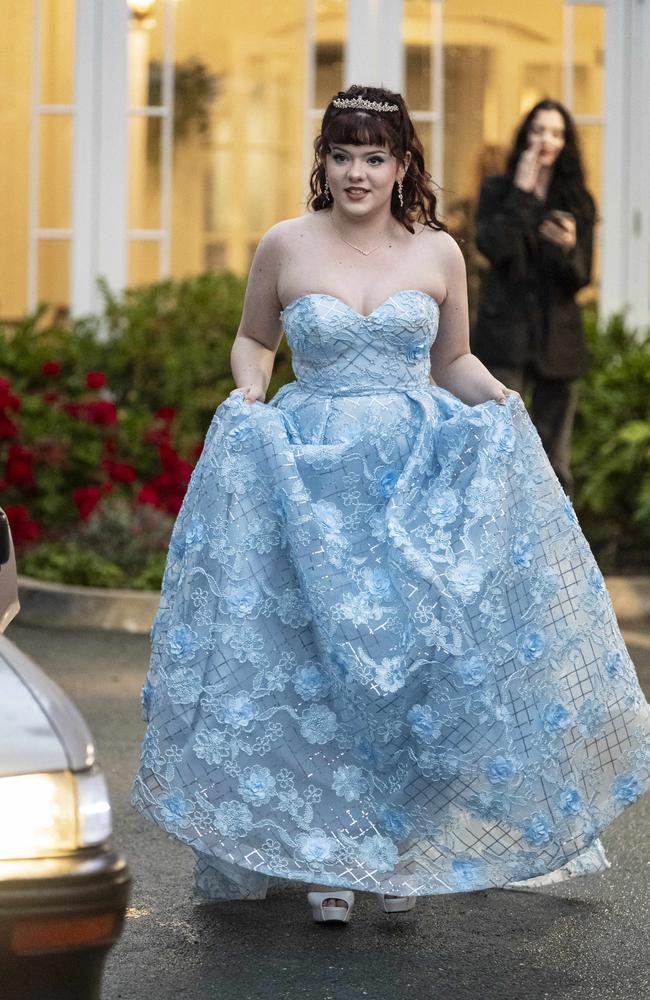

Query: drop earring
[[397, 178, 404, 208], [324, 175, 331, 201]]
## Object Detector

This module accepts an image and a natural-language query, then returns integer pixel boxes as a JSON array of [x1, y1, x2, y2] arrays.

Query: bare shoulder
[[416, 223, 463, 260], [259, 214, 319, 251], [247, 218, 305, 280], [413, 224, 465, 301]]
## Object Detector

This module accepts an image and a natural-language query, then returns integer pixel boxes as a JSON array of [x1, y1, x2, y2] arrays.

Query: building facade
[[1, 0, 648, 332]]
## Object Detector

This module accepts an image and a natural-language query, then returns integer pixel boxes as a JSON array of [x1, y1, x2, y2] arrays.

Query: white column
[[71, 0, 128, 316], [71, 0, 99, 315], [625, 0, 650, 333], [346, 0, 404, 93], [600, 0, 650, 334]]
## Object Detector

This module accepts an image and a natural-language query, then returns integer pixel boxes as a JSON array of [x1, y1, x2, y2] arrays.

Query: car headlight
[[0, 768, 112, 860]]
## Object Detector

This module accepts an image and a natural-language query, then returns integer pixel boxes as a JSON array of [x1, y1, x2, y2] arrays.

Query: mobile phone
[[548, 209, 573, 224]]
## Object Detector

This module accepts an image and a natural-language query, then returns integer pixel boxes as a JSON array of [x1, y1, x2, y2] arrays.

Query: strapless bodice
[[279, 289, 440, 395]]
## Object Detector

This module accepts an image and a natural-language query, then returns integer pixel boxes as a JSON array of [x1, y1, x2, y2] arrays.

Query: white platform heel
[[307, 890, 355, 924], [381, 894, 416, 913]]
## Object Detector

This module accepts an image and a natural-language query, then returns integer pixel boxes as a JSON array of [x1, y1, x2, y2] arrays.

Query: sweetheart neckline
[[280, 289, 441, 320]]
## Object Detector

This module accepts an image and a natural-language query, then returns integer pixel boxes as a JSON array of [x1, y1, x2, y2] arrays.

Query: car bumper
[[0, 845, 130, 999]]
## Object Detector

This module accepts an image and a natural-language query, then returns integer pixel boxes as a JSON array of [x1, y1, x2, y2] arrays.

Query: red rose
[[158, 445, 192, 481], [104, 459, 137, 484], [0, 413, 18, 439], [177, 462, 192, 486], [163, 493, 185, 515], [42, 360, 62, 377], [65, 400, 118, 426], [158, 443, 179, 471], [192, 442, 203, 459], [165, 493, 185, 515], [42, 390, 59, 404], [86, 371, 106, 389], [155, 407, 176, 422], [148, 472, 176, 494], [5, 393, 20, 411], [0, 379, 12, 407], [143, 426, 171, 447], [137, 484, 162, 508], [5, 444, 34, 486], [73, 486, 102, 520], [5, 505, 41, 545], [85, 400, 118, 426]]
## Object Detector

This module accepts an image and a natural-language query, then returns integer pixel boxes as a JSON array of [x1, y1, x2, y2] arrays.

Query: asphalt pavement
[[6, 619, 650, 1000]]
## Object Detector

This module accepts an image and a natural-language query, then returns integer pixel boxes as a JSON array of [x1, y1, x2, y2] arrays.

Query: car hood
[[0, 636, 95, 777]]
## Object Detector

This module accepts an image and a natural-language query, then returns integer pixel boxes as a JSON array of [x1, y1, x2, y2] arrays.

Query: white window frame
[[28, 0, 75, 311], [126, 0, 176, 280], [600, 0, 650, 333], [70, 0, 129, 317], [67, 0, 175, 317]]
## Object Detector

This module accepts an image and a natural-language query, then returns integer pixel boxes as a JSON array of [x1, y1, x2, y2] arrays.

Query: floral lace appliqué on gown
[[131, 290, 650, 899]]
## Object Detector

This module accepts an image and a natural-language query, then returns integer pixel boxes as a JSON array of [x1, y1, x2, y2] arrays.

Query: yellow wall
[[0, 0, 75, 318], [0, 1, 33, 318]]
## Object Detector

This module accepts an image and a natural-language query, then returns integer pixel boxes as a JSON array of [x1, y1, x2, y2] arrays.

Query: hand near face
[[513, 134, 544, 193], [513, 108, 567, 196]]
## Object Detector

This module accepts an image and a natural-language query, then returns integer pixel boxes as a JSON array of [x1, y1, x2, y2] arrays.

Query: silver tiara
[[332, 96, 399, 113]]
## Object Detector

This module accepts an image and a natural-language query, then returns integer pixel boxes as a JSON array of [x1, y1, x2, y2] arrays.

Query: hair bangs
[[323, 113, 397, 155]]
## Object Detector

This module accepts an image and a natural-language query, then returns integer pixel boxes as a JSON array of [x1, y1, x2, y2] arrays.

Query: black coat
[[470, 174, 596, 379]]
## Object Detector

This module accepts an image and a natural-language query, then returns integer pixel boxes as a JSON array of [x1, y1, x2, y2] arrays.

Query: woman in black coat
[[470, 99, 596, 496]]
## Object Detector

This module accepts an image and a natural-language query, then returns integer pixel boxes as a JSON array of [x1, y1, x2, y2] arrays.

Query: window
[[126, 0, 311, 285], [0, 0, 76, 321]]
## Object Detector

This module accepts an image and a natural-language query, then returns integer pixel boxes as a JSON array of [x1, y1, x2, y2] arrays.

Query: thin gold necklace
[[329, 211, 394, 256]]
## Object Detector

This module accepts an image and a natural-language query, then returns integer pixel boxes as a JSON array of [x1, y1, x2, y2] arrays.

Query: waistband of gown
[[287, 379, 432, 397]]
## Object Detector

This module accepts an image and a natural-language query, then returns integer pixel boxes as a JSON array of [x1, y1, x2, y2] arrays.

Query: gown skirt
[[131, 290, 650, 900]]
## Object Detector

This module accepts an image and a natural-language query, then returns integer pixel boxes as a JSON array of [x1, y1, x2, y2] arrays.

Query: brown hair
[[307, 84, 447, 235]]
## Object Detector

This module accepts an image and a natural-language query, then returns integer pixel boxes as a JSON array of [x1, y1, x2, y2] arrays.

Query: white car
[[0, 508, 130, 999]]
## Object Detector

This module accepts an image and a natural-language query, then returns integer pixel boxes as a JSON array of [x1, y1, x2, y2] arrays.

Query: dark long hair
[[505, 98, 596, 220], [307, 84, 447, 235]]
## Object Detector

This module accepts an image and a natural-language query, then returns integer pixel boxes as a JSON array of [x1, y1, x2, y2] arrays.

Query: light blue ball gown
[[131, 290, 650, 900]]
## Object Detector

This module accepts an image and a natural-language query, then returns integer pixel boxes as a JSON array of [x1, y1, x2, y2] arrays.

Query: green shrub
[[573, 307, 650, 571], [19, 542, 129, 588]]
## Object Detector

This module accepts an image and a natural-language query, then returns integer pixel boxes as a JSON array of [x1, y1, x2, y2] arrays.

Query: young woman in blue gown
[[131, 84, 650, 925]]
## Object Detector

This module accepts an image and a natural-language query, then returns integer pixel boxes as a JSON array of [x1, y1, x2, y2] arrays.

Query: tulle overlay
[[131, 291, 650, 897]]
